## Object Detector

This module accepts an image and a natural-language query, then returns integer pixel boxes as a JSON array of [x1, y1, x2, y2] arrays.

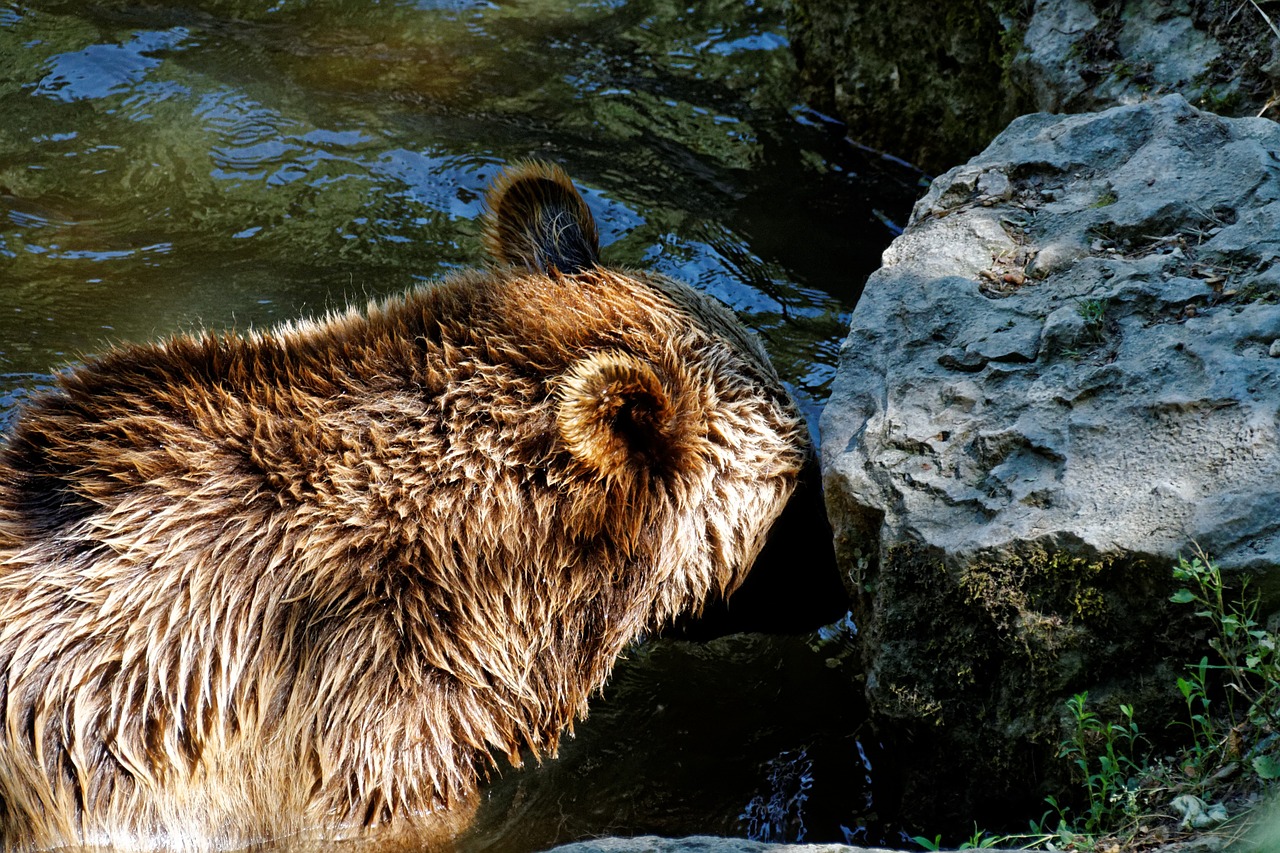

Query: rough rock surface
[[1042, 0, 1270, 135], [820, 94, 1280, 828], [789, 0, 1280, 172]]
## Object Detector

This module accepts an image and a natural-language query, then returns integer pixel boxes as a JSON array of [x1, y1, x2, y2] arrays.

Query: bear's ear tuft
[[556, 351, 681, 480], [483, 161, 601, 275]]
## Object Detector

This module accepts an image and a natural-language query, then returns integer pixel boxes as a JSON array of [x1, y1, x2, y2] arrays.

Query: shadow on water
[[460, 626, 885, 853], [0, 0, 925, 847]]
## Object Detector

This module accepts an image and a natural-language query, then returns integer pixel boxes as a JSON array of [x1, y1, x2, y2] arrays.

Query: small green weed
[[1171, 550, 1280, 781], [1056, 692, 1149, 838], [1076, 297, 1106, 329], [910, 825, 1004, 850], [1175, 655, 1218, 778], [1068, 297, 1109, 351]]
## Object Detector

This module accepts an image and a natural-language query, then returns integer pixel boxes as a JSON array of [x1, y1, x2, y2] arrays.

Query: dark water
[[463, 622, 883, 852], [0, 0, 924, 848]]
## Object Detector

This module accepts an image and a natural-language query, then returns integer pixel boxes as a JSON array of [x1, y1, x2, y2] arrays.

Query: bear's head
[[477, 161, 815, 632]]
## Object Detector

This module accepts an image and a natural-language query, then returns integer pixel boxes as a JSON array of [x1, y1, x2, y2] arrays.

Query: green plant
[[1070, 297, 1109, 351], [1056, 692, 1149, 837], [1175, 655, 1219, 778], [959, 825, 1002, 848], [910, 825, 1004, 850], [1075, 297, 1106, 328], [911, 833, 943, 851], [1032, 802, 1081, 846], [958, 798, 1087, 851], [1171, 550, 1280, 781]]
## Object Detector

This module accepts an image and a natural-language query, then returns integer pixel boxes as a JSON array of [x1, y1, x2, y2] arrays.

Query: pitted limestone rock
[[820, 94, 1280, 827]]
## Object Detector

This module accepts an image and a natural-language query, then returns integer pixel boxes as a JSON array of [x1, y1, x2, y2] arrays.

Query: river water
[[0, 0, 923, 848]]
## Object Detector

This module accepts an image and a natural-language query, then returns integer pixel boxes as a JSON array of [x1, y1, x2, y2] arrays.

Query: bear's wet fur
[[0, 162, 812, 851]]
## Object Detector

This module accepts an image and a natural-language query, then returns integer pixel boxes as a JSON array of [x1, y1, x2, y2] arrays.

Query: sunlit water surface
[[0, 0, 923, 848]]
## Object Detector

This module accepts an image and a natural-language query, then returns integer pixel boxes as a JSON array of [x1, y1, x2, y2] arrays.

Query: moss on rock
[[858, 540, 1202, 833]]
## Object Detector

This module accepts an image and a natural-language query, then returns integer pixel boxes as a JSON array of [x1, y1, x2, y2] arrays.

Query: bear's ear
[[556, 351, 681, 480], [482, 160, 601, 275]]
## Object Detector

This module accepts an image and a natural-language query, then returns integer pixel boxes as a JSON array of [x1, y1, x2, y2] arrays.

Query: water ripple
[[33, 28, 189, 103]]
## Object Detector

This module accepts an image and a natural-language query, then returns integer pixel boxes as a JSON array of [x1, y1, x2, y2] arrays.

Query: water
[[462, 625, 882, 852], [0, 0, 923, 848]]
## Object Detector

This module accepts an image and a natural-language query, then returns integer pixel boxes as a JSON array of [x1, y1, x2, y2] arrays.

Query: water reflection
[[35, 27, 190, 102], [0, 0, 922, 846], [1, 0, 923, 418]]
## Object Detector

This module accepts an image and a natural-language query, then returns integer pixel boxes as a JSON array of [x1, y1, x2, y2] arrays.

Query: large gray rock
[[820, 94, 1280, 827]]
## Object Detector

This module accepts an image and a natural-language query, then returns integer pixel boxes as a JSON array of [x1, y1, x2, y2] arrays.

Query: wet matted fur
[[0, 162, 810, 851]]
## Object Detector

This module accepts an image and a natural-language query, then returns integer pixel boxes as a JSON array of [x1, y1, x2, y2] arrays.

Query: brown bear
[[0, 162, 812, 851]]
